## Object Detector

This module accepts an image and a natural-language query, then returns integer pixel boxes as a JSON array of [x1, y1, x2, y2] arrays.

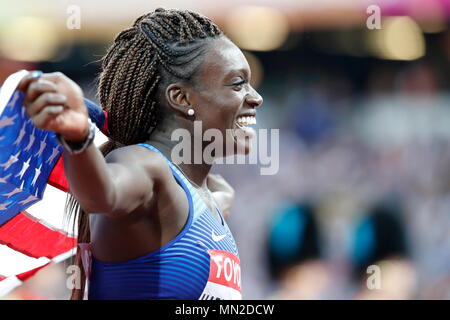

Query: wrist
[[62, 117, 90, 142], [57, 118, 96, 155]]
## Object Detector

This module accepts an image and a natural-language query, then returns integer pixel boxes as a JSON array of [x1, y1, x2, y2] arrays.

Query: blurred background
[[0, 0, 449, 299]]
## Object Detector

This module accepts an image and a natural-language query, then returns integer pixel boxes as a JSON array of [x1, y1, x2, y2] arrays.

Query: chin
[[232, 127, 255, 156], [217, 125, 256, 158], [234, 137, 252, 155]]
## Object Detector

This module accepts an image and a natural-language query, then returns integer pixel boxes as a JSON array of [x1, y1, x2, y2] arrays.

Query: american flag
[[0, 70, 109, 297]]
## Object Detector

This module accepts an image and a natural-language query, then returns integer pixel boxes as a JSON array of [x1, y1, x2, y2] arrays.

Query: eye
[[232, 79, 247, 91]]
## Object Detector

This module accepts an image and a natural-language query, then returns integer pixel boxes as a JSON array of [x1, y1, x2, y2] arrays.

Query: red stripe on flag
[[48, 156, 69, 192], [16, 263, 50, 281], [0, 275, 6, 281], [0, 212, 76, 259]]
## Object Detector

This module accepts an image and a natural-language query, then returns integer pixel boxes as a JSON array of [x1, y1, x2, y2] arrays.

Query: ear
[[165, 83, 192, 116]]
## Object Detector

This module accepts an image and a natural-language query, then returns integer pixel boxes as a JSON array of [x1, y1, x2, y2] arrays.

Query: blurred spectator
[[265, 202, 331, 299], [350, 201, 417, 299]]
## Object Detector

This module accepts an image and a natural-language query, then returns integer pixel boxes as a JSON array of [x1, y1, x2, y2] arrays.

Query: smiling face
[[187, 36, 263, 156]]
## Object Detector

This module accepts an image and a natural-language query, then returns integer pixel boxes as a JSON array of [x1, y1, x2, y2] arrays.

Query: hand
[[207, 174, 235, 220], [18, 71, 89, 142]]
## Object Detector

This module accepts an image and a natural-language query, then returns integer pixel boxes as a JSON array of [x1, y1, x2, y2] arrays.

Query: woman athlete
[[18, 8, 263, 299]]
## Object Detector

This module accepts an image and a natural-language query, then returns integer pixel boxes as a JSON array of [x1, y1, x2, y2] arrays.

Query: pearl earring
[[187, 108, 195, 116]]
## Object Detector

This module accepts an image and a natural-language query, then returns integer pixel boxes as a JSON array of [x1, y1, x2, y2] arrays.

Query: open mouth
[[235, 115, 257, 129], [233, 115, 257, 145], [232, 115, 257, 153]]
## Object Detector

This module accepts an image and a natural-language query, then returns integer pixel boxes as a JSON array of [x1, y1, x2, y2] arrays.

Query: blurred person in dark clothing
[[351, 200, 417, 299], [266, 202, 331, 299]]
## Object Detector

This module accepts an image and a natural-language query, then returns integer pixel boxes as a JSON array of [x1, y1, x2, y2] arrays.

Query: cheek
[[202, 96, 241, 129], [220, 93, 243, 119]]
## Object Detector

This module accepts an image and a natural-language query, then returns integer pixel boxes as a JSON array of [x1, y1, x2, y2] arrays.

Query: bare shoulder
[[104, 144, 173, 183]]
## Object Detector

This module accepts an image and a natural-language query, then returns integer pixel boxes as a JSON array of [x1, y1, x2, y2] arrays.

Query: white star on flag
[[0, 174, 12, 184], [6, 92, 19, 109], [0, 151, 20, 170], [13, 123, 27, 146], [35, 134, 48, 158], [0, 114, 18, 129], [30, 164, 42, 187], [46, 147, 59, 164], [0, 201, 12, 211], [2, 187, 22, 198], [15, 157, 31, 180], [18, 195, 37, 206], [23, 128, 36, 152]]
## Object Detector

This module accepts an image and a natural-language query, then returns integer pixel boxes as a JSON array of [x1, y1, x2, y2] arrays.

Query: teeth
[[236, 115, 256, 127]]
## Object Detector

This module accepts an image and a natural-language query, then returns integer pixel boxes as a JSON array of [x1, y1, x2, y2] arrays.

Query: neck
[[146, 119, 212, 189]]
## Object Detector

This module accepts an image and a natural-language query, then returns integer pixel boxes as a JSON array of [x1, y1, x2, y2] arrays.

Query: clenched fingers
[[26, 92, 67, 117], [24, 78, 59, 105], [30, 105, 65, 129]]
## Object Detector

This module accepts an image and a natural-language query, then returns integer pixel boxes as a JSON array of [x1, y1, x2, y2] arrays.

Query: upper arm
[[90, 145, 171, 217]]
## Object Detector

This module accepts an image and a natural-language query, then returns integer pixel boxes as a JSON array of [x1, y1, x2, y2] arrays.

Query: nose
[[246, 86, 263, 108]]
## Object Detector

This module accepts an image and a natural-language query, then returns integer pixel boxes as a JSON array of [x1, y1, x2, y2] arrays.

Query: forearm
[[63, 144, 116, 214], [17, 71, 143, 215]]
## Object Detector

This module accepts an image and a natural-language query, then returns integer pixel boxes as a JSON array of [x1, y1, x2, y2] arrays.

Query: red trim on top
[[101, 110, 109, 136]]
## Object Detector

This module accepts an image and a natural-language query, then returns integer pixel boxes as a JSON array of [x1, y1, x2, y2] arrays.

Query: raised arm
[[18, 72, 159, 217]]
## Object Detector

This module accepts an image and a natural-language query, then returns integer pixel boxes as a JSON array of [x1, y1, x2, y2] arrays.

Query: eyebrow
[[225, 68, 251, 80]]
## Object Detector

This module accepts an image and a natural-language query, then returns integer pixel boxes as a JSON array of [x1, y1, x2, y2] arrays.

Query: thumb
[[17, 71, 42, 92]]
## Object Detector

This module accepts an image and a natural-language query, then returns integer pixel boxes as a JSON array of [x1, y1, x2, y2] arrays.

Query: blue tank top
[[87, 144, 241, 300]]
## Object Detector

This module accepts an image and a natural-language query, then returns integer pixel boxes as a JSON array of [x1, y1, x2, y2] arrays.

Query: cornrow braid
[[69, 8, 223, 300]]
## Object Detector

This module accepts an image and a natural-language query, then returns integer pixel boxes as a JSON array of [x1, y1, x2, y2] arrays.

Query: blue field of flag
[[0, 88, 63, 226]]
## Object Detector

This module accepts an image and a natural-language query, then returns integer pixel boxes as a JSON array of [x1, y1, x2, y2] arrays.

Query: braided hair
[[99, 8, 222, 148], [68, 8, 223, 299]]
